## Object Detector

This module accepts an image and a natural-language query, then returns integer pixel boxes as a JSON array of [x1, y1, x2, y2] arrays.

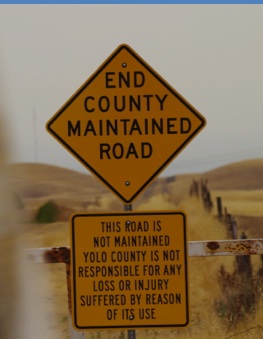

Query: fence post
[[224, 207, 228, 223], [230, 216, 237, 239], [236, 232, 252, 279], [200, 180, 213, 212], [206, 190, 213, 212], [189, 179, 199, 198], [216, 197, 223, 220]]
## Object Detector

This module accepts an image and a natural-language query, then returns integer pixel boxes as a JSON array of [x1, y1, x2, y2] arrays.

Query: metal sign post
[[124, 204, 136, 339], [69, 318, 85, 339]]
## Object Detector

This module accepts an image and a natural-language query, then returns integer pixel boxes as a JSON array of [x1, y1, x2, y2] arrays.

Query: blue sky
[[0, 5, 262, 177]]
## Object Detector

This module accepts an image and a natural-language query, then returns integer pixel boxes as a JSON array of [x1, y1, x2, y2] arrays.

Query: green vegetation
[[215, 261, 263, 332], [35, 200, 59, 223]]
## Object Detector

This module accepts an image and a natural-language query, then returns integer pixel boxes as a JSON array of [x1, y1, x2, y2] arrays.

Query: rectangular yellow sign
[[71, 211, 189, 330]]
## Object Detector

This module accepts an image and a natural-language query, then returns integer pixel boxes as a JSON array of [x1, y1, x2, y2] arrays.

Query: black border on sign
[[71, 211, 189, 330], [47, 45, 206, 204]]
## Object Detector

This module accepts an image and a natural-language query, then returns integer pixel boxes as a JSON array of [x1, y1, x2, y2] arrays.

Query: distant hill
[[203, 158, 263, 190], [7, 162, 109, 199], [7, 159, 263, 200], [6, 158, 263, 223], [7, 163, 113, 221], [6, 158, 263, 201]]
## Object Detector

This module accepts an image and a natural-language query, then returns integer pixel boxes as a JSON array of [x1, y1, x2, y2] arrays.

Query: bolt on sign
[[46, 44, 206, 204], [71, 211, 188, 330]]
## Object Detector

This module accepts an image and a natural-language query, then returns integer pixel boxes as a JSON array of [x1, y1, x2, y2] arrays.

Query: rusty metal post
[[38, 247, 85, 339], [64, 255, 85, 338], [124, 204, 136, 339], [65, 263, 85, 338], [69, 317, 85, 339]]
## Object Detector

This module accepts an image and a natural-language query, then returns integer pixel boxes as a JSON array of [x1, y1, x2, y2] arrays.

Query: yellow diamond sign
[[46, 44, 206, 203]]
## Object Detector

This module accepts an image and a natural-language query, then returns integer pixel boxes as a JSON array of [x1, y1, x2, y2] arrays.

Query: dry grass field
[[7, 158, 263, 339]]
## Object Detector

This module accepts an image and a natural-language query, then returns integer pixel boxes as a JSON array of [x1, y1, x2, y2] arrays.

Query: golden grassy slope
[[8, 158, 263, 339], [204, 158, 263, 190], [8, 158, 263, 214], [19, 196, 263, 339]]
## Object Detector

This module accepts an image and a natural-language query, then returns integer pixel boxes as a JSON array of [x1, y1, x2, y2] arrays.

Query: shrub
[[214, 261, 262, 331], [36, 200, 59, 223]]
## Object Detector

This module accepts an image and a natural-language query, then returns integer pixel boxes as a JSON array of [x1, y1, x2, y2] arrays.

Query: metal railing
[[26, 238, 263, 339]]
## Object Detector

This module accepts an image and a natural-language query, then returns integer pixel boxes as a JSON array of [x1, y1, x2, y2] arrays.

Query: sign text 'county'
[[68, 71, 192, 160]]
